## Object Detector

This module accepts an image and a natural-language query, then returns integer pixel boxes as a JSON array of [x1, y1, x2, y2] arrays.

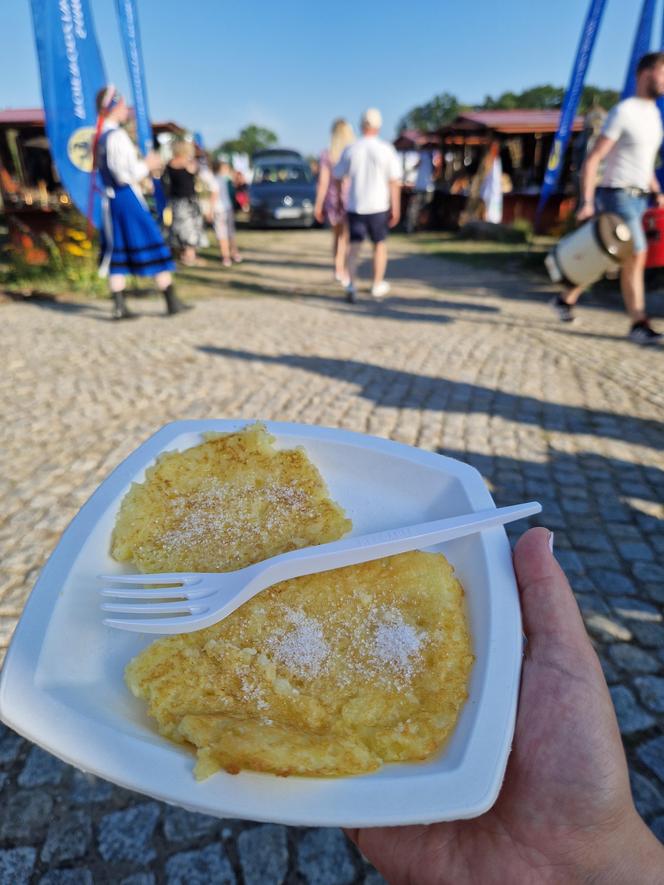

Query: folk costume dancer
[[94, 86, 191, 319]]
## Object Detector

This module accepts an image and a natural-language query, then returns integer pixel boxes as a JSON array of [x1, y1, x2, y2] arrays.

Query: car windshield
[[253, 163, 312, 184]]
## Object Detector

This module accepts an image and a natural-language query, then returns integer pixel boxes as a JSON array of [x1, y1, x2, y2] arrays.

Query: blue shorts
[[595, 188, 648, 254], [348, 211, 390, 244]]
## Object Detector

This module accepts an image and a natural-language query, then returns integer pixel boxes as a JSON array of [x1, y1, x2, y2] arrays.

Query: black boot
[[111, 291, 136, 320], [163, 284, 192, 316]]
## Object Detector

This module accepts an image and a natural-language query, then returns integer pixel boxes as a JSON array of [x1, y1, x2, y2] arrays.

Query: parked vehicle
[[249, 150, 315, 228]]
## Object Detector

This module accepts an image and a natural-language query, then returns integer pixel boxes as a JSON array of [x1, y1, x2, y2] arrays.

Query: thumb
[[513, 528, 592, 658]]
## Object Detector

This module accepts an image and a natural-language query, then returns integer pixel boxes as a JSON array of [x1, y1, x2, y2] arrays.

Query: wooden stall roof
[[449, 109, 586, 135], [0, 108, 185, 135]]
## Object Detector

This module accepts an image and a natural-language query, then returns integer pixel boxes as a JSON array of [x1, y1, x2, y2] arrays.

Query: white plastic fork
[[100, 500, 541, 634]]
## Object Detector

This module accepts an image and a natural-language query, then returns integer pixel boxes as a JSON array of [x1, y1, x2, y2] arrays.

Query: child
[[212, 159, 242, 267]]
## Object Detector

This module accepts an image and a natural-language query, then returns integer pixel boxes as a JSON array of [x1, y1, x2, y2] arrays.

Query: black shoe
[[345, 282, 357, 304], [628, 319, 662, 345], [111, 293, 137, 320], [163, 284, 193, 316], [550, 295, 575, 323]]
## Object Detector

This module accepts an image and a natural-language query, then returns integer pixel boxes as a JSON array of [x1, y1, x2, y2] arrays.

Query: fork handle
[[256, 502, 541, 586]]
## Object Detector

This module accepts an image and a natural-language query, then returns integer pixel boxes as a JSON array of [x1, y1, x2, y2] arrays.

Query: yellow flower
[[65, 244, 85, 257], [67, 229, 87, 241]]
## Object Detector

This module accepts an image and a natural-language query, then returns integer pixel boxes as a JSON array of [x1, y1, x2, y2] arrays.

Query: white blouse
[[103, 122, 149, 186]]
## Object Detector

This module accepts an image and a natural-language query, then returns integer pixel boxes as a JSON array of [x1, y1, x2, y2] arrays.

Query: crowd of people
[[93, 55, 664, 346]]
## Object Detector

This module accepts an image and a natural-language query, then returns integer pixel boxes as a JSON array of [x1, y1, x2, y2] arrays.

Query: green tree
[[397, 92, 466, 133], [480, 84, 619, 112], [217, 124, 278, 158]]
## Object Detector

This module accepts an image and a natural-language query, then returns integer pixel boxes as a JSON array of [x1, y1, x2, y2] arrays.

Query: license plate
[[274, 207, 302, 219]]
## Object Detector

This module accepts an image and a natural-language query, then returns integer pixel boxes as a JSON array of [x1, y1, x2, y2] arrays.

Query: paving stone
[[617, 542, 654, 562], [97, 802, 161, 863], [634, 676, 664, 714], [598, 655, 620, 685], [297, 828, 357, 885], [69, 770, 114, 804], [632, 561, 664, 584], [630, 621, 664, 648], [0, 847, 36, 885], [609, 598, 661, 621], [363, 870, 388, 885], [39, 871, 94, 885], [651, 816, 664, 843], [0, 729, 24, 765], [0, 790, 54, 840], [554, 549, 585, 575], [584, 613, 631, 642], [608, 644, 660, 674], [165, 843, 236, 884], [573, 531, 614, 552], [41, 809, 92, 864], [18, 746, 68, 788], [637, 736, 664, 783], [238, 824, 289, 885], [588, 570, 637, 596], [119, 876, 156, 885], [630, 770, 664, 819], [162, 806, 220, 843], [609, 686, 655, 734]]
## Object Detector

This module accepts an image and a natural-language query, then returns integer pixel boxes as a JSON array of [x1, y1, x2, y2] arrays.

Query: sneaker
[[550, 295, 575, 323], [112, 306, 137, 321], [345, 282, 357, 304], [370, 281, 390, 300], [628, 319, 662, 346]]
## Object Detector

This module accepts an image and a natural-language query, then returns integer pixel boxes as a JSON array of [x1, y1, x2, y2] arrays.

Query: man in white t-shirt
[[334, 108, 402, 302], [553, 52, 664, 345]]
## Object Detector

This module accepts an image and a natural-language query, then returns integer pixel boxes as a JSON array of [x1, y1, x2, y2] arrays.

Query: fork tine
[[103, 615, 194, 633], [100, 587, 190, 600], [101, 600, 209, 615], [98, 573, 201, 586]]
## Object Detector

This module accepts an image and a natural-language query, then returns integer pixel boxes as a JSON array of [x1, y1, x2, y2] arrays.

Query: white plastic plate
[[0, 420, 522, 827]]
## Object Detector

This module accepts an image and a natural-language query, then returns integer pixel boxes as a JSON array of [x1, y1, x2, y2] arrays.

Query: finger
[[513, 528, 590, 655]]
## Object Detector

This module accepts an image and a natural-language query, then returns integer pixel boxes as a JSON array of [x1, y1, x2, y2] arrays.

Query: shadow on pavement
[[196, 347, 664, 450]]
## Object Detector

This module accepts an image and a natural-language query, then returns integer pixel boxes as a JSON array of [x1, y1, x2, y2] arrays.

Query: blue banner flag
[[536, 0, 607, 223], [115, 0, 165, 214], [29, 0, 106, 227], [622, 0, 656, 99]]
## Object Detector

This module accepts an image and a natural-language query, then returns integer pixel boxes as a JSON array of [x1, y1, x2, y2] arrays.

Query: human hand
[[389, 209, 400, 229], [655, 192, 664, 209], [575, 201, 594, 223], [314, 205, 325, 225], [145, 150, 163, 174], [345, 528, 664, 884]]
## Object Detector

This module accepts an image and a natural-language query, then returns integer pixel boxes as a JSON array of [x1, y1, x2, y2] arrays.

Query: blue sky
[[1, 0, 659, 155]]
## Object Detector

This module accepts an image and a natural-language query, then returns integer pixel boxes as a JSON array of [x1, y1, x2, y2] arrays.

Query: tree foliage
[[217, 124, 278, 158], [397, 85, 620, 133], [397, 92, 466, 133]]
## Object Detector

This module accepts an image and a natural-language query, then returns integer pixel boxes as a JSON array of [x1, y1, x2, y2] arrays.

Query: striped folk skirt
[[100, 185, 175, 278]]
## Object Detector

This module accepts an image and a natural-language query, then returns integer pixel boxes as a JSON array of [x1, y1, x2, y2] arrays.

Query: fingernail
[[548, 531, 555, 553]]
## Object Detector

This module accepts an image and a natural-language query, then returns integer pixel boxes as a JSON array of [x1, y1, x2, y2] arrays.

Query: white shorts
[[213, 208, 236, 240]]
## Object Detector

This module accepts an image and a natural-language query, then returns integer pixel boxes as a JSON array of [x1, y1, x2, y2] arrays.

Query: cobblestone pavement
[[1, 229, 663, 883]]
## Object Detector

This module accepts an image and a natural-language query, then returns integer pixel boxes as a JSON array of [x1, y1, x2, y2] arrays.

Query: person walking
[[334, 108, 401, 303], [210, 158, 242, 267], [552, 52, 664, 344], [163, 140, 204, 267], [314, 118, 355, 285], [94, 85, 191, 319]]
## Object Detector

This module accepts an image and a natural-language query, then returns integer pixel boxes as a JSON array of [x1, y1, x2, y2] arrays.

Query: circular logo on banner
[[67, 127, 96, 172]]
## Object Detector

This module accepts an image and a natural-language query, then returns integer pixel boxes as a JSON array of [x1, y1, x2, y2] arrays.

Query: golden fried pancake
[[126, 552, 473, 779], [111, 423, 351, 573], [117, 422, 473, 778]]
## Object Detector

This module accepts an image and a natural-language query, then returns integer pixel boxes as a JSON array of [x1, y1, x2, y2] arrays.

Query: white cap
[[361, 108, 382, 130]]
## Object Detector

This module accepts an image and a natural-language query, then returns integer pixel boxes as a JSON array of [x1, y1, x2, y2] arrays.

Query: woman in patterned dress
[[314, 119, 355, 286]]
